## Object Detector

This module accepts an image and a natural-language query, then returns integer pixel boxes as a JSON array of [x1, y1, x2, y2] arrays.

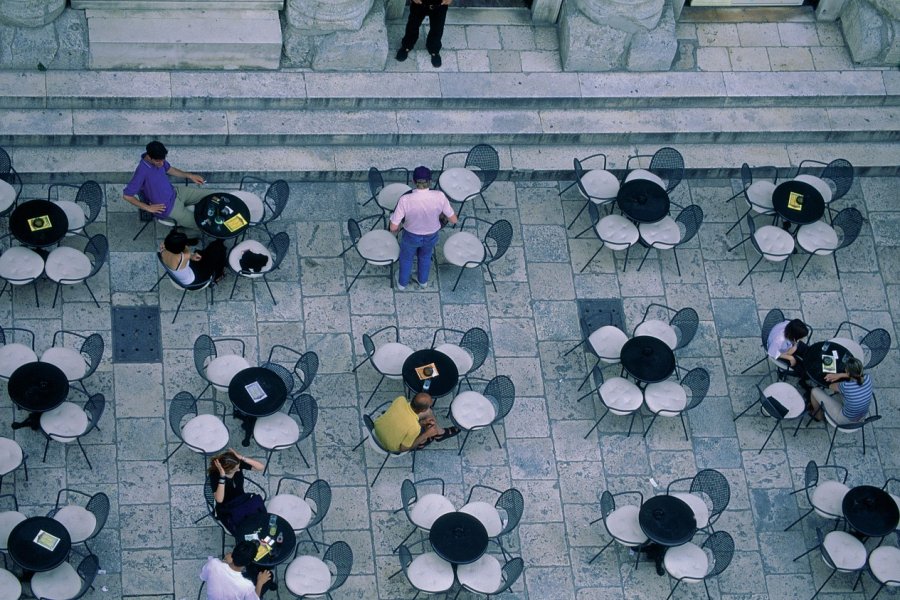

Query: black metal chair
[[822, 413, 881, 465], [393, 538, 455, 598], [44, 233, 108, 308], [47, 181, 103, 237], [0, 493, 24, 569], [39, 393, 105, 470], [438, 144, 500, 215], [795, 158, 854, 219], [442, 216, 513, 292], [263, 345, 318, 396], [253, 393, 318, 474], [228, 230, 291, 304], [149, 252, 214, 324], [795, 207, 863, 278], [589, 490, 647, 568], [559, 153, 620, 229], [365, 166, 410, 226], [625, 147, 685, 193], [352, 400, 418, 486], [269, 476, 331, 551], [395, 478, 454, 551], [724, 163, 777, 236], [662, 531, 734, 600], [729, 213, 795, 285], [339, 214, 400, 291], [48, 489, 109, 556], [666, 469, 730, 533], [741, 308, 785, 376], [794, 526, 866, 599], [431, 326, 490, 393], [454, 545, 524, 599], [861, 531, 900, 599], [576, 202, 638, 272], [352, 325, 413, 408], [0, 147, 21, 218], [192, 334, 249, 400], [831, 322, 891, 417], [633, 303, 699, 351], [579, 366, 643, 438], [643, 367, 710, 440], [163, 391, 230, 467], [41, 330, 104, 398], [449, 375, 516, 455], [283, 540, 353, 600], [0, 437, 27, 490], [733, 376, 806, 450], [636, 204, 703, 277], [239, 176, 290, 236], [784, 460, 848, 531], [29, 553, 99, 600], [0, 325, 36, 380], [200, 473, 267, 554], [461, 484, 525, 559], [0, 235, 44, 307]]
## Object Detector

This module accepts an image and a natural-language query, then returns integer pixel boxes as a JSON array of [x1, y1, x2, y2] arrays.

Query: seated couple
[[374, 392, 459, 451]]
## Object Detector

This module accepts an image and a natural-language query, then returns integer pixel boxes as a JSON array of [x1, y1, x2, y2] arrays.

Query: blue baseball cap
[[413, 166, 432, 182]]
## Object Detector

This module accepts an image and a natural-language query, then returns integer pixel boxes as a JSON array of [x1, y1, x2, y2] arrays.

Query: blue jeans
[[398, 230, 439, 286]]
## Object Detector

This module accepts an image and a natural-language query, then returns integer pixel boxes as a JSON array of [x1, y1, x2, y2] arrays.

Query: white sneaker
[[396, 280, 407, 290], [417, 279, 428, 289]]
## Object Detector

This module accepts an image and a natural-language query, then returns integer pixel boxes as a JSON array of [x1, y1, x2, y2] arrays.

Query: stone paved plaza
[[1, 172, 898, 599]]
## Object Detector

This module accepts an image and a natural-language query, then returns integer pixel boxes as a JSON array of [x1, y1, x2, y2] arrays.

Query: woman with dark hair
[[766, 318, 810, 381], [809, 357, 873, 423], [160, 227, 227, 285], [208, 448, 265, 533]]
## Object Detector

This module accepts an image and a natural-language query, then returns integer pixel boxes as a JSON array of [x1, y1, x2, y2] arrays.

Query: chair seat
[[664, 541, 709, 581], [53, 504, 97, 544], [0, 179, 15, 213], [811, 480, 850, 518], [229, 240, 274, 276], [795, 175, 833, 204], [29, 561, 80, 600], [409, 493, 455, 529], [762, 382, 806, 419], [407, 552, 455, 593], [797, 220, 839, 256], [599, 377, 643, 415], [0, 437, 23, 476], [229, 190, 265, 223], [626, 169, 667, 190], [443, 231, 485, 267], [828, 338, 865, 364], [0, 510, 26, 550], [671, 492, 710, 529], [0, 344, 37, 378], [644, 381, 688, 415], [434, 343, 474, 376], [253, 412, 300, 450], [45, 246, 92, 284], [377, 183, 411, 211], [639, 216, 681, 249], [457, 553, 503, 594], [52, 200, 86, 235], [206, 354, 251, 389], [40, 347, 88, 381], [460, 501, 504, 537], [371, 342, 414, 377], [605, 504, 647, 546], [580, 169, 620, 202], [0, 246, 44, 283], [634, 319, 678, 350], [358, 229, 400, 264], [40, 402, 89, 441], [587, 326, 628, 363], [596, 214, 639, 250], [451, 391, 496, 429], [439, 167, 482, 202], [869, 545, 900, 586], [823, 530, 866, 571], [746, 181, 776, 211], [285, 555, 332, 596], [181, 414, 229, 454], [754, 225, 794, 261], [267, 493, 313, 531], [0, 567, 20, 599]]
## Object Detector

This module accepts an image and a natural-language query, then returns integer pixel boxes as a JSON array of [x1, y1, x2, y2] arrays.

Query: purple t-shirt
[[123, 154, 176, 217]]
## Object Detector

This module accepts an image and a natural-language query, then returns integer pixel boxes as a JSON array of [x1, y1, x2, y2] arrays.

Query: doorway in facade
[[455, 0, 532, 7]]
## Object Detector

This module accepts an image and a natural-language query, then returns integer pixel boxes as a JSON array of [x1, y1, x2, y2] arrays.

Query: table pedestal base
[[233, 412, 256, 447], [11, 412, 41, 431]]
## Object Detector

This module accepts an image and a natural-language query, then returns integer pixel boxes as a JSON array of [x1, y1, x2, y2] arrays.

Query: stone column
[[840, 0, 900, 66], [0, 0, 66, 28], [385, 0, 406, 20], [558, 0, 677, 72], [283, 0, 389, 71], [531, 0, 564, 24]]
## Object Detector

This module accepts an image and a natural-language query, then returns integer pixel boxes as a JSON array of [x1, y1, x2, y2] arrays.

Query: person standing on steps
[[395, 0, 452, 68]]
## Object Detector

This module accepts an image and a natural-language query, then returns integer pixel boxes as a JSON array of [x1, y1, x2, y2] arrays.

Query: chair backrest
[[497, 557, 525, 594], [860, 328, 891, 369], [484, 219, 513, 265], [460, 327, 490, 373], [83, 393, 106, 434], [465, 144, 500, 191], [670, 307, 699, 350], [78, 333, 104, 378], [760, 391, 787, 421], [72, 554, 101, 600], [683, 368, 710, 410], [84, 235, 108, 278], [836, 414, 881, 433], [264, 362, 295, 396], [739, 163, 752, 192], [85, 492, 110, 540], [761, 309, 785, 347], [305, 479, 331, 529], [347, 218, 363, 247], [0, 326, 34, 348], [0, 147, 10, 175], [691, 469, 730, 521], [832, 207, 863, 251], [590, 364, 605, 392], [264, 180, 290, 224], [822, 158, 853, 201], [267, 231, 291, 271], [675, 205, 703, 246], [193, 334, 217, 378], [290, 394, 318, 442], [77, 181, 104, 226], [599, 490, 616, 521], [157, 252, 211, 290], [294, 351, 319, 394], [168, 391, 199, 440], [368, 167, 384, 198], [496, 488, 524, 536], [397, 543, 414, 574], [703, 531, 735, 578], [323, 541, 353, 593], [484, 375, 515, 421], [804, 460, 819, 489], [649, 147, 684, 192]]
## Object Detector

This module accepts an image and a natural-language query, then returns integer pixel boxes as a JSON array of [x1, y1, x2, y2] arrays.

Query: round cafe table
[[772, 180, 825, 227], [842, 485, 900, 539], [228, 366, 288, 447], [617, 179, 670, 224], [619, 336, 676, 384], [9, 200, 69, 248], [429, 511, 489, 565], [194, 193, 251, 240], [233, 512, 297, 568], [8, 516, 71, 572], [639, 495, 697, 547], [8, 361, 69, 430], [803, 340, 853, 388], [402, 349, 459, 399]]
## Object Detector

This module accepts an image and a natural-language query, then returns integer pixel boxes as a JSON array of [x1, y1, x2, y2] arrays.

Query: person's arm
[[254, 570, 272, 598], [440, 195, 458, 226], [230, 449, 265, 472], [399, 422, 439, 451], [123, 169, 168, 214], [212, 459, 227, 503], [167, 165, 206, 186]]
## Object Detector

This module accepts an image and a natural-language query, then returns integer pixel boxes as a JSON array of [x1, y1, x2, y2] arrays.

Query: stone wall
[[840, 0, 900, 67], [282, 0, 388, 70], [0, 8, 89, 70]]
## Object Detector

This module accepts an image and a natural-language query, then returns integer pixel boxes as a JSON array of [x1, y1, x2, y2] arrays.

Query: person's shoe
[[430, 53, 442, 68], [416, 279, 428, 289], [433, 426, 460, 442], [396, 280, 407, 291], [395, 48, 409, 62]]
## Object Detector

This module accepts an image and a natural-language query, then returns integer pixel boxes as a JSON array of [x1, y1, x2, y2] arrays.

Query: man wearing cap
[[395, 0, 452, 68], [389, 166, 457, 290]]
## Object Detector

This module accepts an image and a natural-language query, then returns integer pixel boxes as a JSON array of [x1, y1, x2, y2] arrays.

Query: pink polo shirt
[[390, 189, 455, 235]]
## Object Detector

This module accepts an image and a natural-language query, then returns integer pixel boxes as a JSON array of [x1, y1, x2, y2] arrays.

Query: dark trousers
[[401, 3, 448, 55]]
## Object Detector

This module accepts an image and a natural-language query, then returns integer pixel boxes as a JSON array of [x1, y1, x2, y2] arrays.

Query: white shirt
[[200, 557, 259, 600], [766, 320, 791, 359]]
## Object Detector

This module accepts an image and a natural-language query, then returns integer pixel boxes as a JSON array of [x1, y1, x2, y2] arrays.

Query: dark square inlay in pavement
[[112, 306, 162, 363], [576, 298, 626, 339]]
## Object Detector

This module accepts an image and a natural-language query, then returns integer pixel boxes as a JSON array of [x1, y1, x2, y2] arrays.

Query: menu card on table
[[224, 213, 248, 232], [821, 351, 839, 374], [33, 530, 61, 551], [787, 192, 804, 211], [415, 363, 439, 380], [27, 215, 53, 232], [245, 381, 267, 403]]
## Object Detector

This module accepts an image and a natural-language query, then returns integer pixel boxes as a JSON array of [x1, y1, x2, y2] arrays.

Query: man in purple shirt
[[123, 140, 212, 233]]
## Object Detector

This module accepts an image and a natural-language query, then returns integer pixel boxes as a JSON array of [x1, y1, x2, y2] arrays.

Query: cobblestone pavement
[[1, 173, 897, 599]]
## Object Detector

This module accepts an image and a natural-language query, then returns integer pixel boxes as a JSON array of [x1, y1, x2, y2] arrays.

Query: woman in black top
[[208, 449, 265, 531]]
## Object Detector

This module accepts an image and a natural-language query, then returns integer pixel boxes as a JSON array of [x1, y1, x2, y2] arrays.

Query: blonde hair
[[846, 357, 864, 385]]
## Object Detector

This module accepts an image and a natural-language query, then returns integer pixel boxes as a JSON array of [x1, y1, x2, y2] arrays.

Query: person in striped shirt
[[809, 358, 873, 424]]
